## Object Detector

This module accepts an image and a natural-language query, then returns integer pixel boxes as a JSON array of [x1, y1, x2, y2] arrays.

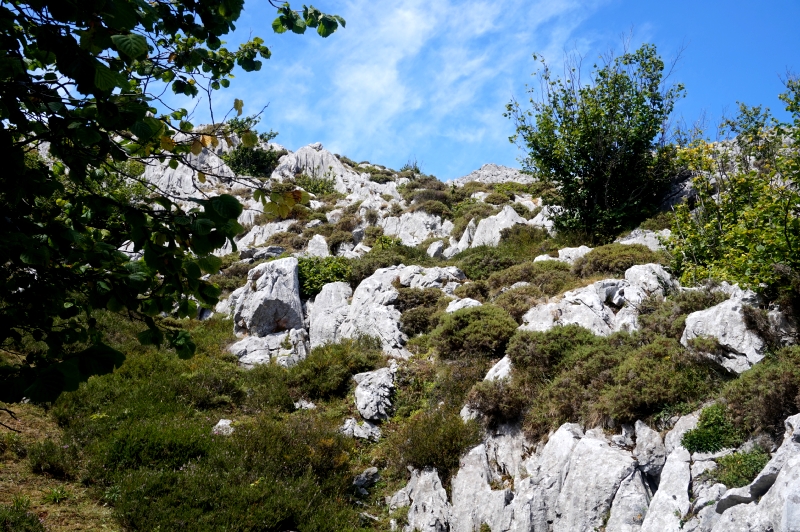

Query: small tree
[[506, 44, 684, 242]]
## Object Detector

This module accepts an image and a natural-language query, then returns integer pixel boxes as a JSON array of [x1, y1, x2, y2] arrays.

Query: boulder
[[232, 258, 304, 336], [308, 281, 352, 348], [228, 328, 309, 368], [634, 420, 667, 478], [450, 445, 514, 532], [616, 229, 671, 252], [212, 419, 234, 436], [403, 468, 451, 532], [305, 234, 330, 257], [234, 220, 295, 248], [664, 411, 700, 455], [606, 469, 652, 532], [445, 298, 482, 313], [427, 240, 445, 258], [681, 290, 767, 373], [340, 418, 382, 441], [252, 246, 286, 261], [353, 467, 380, 496], [450, 163, 535, 187], [353, 363, 396, 422], [380, 211, 454, 247], [533, 245, 593, 265], [471, 205, 526, 247], [484, 355, 512, 381], [528, 205, 559, 233], [640, 447, 691, 532]]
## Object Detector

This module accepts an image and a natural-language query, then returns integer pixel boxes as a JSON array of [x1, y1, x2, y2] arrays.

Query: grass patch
[[681, 404, 743, 453], [711, 448, 771, 488]]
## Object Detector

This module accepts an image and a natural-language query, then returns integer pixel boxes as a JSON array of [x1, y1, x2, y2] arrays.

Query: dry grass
[[0, 403, 119, 531]]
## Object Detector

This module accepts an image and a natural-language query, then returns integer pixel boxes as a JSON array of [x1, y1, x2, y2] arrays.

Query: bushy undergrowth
[[395, 287, 446, 336], [431, 306, 517, 360], [298, 256, 352, 298], [487, 260, 575, 295], [222, 145, 287, 177], [572, 243, 664, 277], [0, 497, 45, 532], [637, 287, 729, 339], [451, 226, 552, 280], [681, 403, 744, 453], [711, 448, 771, 488]]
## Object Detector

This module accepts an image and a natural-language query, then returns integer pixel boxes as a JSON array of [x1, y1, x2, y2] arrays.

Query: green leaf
[[240, 131, 258, 148], [210, 194, 243, 219], [197, 255, 223, 274], [94, 61, 125, 90], [111, 34, 149, 59], [233, 98, 244, 116], [272, 17, 287, 34]]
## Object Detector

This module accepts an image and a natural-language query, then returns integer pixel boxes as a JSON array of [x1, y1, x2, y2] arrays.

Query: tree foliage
[[668, 81, 800, 308], [0, 0, 343, 402], [507, 44, 684, 242]]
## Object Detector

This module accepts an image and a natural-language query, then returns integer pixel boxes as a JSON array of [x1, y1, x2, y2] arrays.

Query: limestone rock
[[212, 419, 234, 436], [681, 291, 767, 373], [606, 469, 651, 532], [234, 220, 294, 248], [308, 281, 352, 348], [353, 363, 396, 422], [450, 444, 514, 532], [634, 420, 667, 478], [232, 258, 304, 337], [640, 447, 691, 532], [340, 418, 382, 441], [471, 205, 526, 247], [305, 234, 330, 257], [403, 468, 451, 532], [484, 355, 512, 381], [353, 467, 380, 496], [534, 245, 593, 265], [450, 164, 535, 187], [380, 211, 454, 247], [228, 328, 309, 368], [664, 411, 700, 455], [427, 240, 445, 258], [617, 229, 671, 252], [445, 298, 482, 313], [528, 205, 559, 233]]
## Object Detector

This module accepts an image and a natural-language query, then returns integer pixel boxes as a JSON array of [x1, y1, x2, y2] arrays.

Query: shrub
[[396, 287, 445, 336], [431, 306, 517, 359], [266, 231, 308, 251], [638, 288, 729, 339], [466, 378, 527, 424], [334, 215, 360, 233], [327, 230, 353, 253], [222, 145, 287, 177], [411, 200, 451, 219], [681, 404, 744, 453], [99, 419, 211, 471], [364, 208, 379, 225], [297, 256, 352, 299], [487, 260, 574, 295], [507, 325, 598, 379], [386, 409, 481, 483], [0, 496, 45, 532], [454, 248, 518, 280], [507, 44, 683, 242], [572, 243, 663, 277], [363, 225, 384, 246], [453, 281, 489, 302], [493, 284, 544, 323], [711, 448, 771, 488], [484, 192, 510, 205], [451, 202, 497, 239], [294, 173, 336, 196], [287, 337, 382, 400], [348, 245, 432, 288], [28, 439, 77, 479], [722, 346, 800, 436]]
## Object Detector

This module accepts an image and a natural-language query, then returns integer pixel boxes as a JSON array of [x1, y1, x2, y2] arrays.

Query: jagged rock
[[612, 424, 636, 448], [471, 191, 490, 202], [353, 467, 380, 496], [450, 444, 514, 532], [634, 420, 667, 478], [380, 211, 454, 247], [234, 220, 295, 248], [606, 469, 651, 532], [228, 328, 309, 368], [212, 419, 234, 436], [403, 468, 451, 532], [528, 205, 559, 233], [293, 399, 316, 410], [445, 298, 482, 313], [353, 362, 396, 422], [471, 205, 526, 247], [427, 240, 445, 258], [717, 413, 800, 513], [626, 263, 678, 297], [232, 258, 304, 337], [450, 163, 535, 187], [306, 234, 330, 257], [484, 355, 512, 381], [340, 418, 382, 441], [308, 281, 352, 348], [306, 219, 323, 228], [616, 229, 672, 251], [681, 288, 767, 373], [664, 411, 700, 454], [640, 447, 691, 532], [534, 245, 593, 265], [553, 433, 637, 532], [514, 193, 540, 212], [252, 246, 286, 260]]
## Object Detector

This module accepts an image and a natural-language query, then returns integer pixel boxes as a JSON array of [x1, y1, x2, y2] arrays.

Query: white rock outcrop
[[228, 328, 309, 368], [640, 447, 692, 532], [353, 363, 396, 422], [445, 298, 482, 313], [617, 228, 672, 251], [380, 211, 454, 247], [307, 281, 352, 348], [450, 164, 535, 187], [534, 245, 593, 265], [471, 205, 526, 247], [340, 418, 382, 441], [232, 258, 304, 337], [305, 234, 330, 257]]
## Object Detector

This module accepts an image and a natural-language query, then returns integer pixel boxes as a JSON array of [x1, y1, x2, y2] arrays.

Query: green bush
[[431, 306, 517, 359], [411, 200, 452, 219], [722, 346, 800, 436], [507, 325, 598, 379], [327, 230, 353, 253], [681, 404, 744, 453], [711, 448, 771, 488], [484, 192, 510, 205], [297, 256, 352, 298], [0, 497, 45, 532], [386, 409, 481, 483], [287, 337, 382, 400], [466, 378, 527, 424], [222, 145, 287, 177], [394, 287, 443, 313], [266, 231, 308, 251], [396, 287, 446, 336], [638, 288, 728, 339], [99, 419, 211, 471], [572, 243, 663, 277], [28, 439, 77, 479], [453, 281, 489, 302], [294, 173, 336, 196], [487, 260, 575, 295], [493, 284, 544, 323]]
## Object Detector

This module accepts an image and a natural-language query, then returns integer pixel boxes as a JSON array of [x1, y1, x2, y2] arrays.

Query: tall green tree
[[0, 0, 344, 402], [506, 44, 684, 243]]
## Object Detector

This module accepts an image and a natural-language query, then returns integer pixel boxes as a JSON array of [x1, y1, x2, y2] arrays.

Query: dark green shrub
[[711, 448, 771, 488], [638, 211, 674, 231], [400, 307, 443, 336], [466, 378, 527, 424], [222, 145, 287, 177], [294, 173, 336, 196], [487, 260, 575, 294], [363, 225, 384, 246], [297, 256, 352, 298], [364, 208, 379, 225], [454, 247, 518, 280], [453, 281, 489, 302], [266, 231, 308, 251], [507, 325, 598, 379], [327, 230, 353, 253], [287, 337, 382, 400], [451, 202, 497, 238], [386, 409, 481, 483], [0, 433, 26, 459], [395, 287, 443, 313], [174, 359, 246, 409], [572, 243, 663, 277], [431, 306, 517, 359], [0, 497, 45, 532], [334, 215, 359, 233], [28, 439, 76, 479], [638, 288, 728, 339], [510, 202, 532, 218], [722, 346, 800, 436], [396, 287, 445, 336], [349, 246, 432, 288], [681, 404, 744, 453], [242, 363, 294, 412], [411, 200, 451, 219], [484, 192, 510, 205], [99, 419, 211, 471], [493, 284, 544, 323]]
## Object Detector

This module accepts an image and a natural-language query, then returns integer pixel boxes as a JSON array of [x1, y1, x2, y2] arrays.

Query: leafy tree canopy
[[0, 0, 343, 402], [507, 44, 684, 243]]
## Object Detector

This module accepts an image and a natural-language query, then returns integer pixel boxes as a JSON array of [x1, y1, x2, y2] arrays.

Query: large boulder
[[640, 447, 691, 532], [403, 469, 451, 532], [471, 205, 526, 247], [228, 328, 309, 368], [606, 469, 652, 532], [307, 281, 352, 348], [634, 420, 667, 479], [305, 234, 330, 257], [534, 245, 593, 265], [380, 211, 454, 247], [616, 229, 671, 252], [681, 287, 766, 373], [450, 444, 515, 532], [353, 363, 396, 422], [450, 163, 535, 187], [232, 258, 304, 337]]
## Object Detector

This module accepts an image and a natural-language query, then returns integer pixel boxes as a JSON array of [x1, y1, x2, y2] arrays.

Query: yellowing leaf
[[233, 98, 244, 116], [197, 171, 206, 183], [191, 139, 203, 155], [160, 136, 176, 151], [200, 135, 213, 148]]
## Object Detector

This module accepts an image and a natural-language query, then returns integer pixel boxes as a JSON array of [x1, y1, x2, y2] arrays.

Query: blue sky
[[178, 0, 800, 181]]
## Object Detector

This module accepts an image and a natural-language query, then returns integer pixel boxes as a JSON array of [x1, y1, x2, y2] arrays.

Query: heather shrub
[[297, 256, 352, 298], [411, 200, 452, 219], [0, 497, 45, 532], [484, 192, 510, 205], [681, 404, 744, 453], [466, 378, 528, 424], [28, 439, 77, 479], [712, 448, 771, 488], [327, 230, 353, 253], [431, 306, 517, 359], [572, 243, 664, 277], [493, 284, 544, 323], [453, 281, 489, 302], [487, 260, 575, 295], [638, 288, 728, 339]]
